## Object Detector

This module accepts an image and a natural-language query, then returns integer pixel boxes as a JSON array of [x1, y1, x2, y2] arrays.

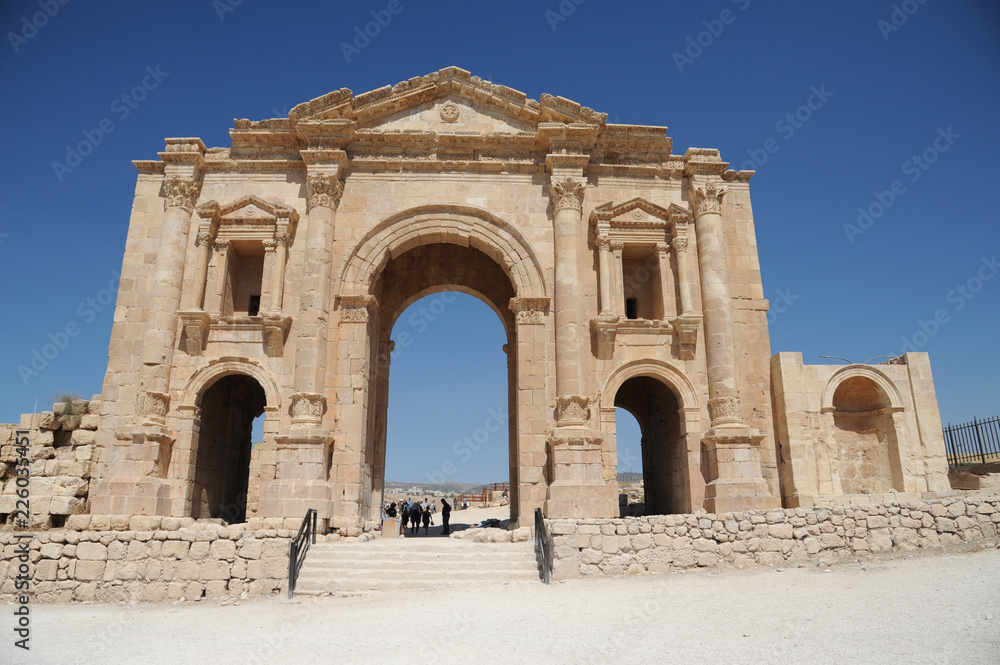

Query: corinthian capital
[[548, 178, 586, 213], [307, 172, 344, 211], [690, 181, 727, 217], [163, 176, 201, 211]]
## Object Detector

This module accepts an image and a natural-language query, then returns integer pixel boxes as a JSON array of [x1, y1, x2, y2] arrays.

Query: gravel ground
[[5, 546, 998, 664]]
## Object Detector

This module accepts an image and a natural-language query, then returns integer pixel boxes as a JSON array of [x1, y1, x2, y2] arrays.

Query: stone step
[[293, 539, 542, 594]]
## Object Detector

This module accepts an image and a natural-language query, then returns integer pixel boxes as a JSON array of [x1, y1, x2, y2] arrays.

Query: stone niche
[[770, 352, 952, 508]]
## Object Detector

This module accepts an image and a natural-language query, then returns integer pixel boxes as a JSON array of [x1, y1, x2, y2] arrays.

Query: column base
[[701, 424, 780, 514], [544, 427, 618, 519]]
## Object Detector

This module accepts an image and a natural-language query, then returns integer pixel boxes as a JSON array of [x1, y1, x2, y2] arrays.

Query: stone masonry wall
[[0, 397, 101, 529], [547, 497, 1000, 580], [0, 516, 301, 603]]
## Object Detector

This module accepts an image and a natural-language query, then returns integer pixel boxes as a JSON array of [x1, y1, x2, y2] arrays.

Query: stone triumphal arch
[[86, 67, 952, 534]]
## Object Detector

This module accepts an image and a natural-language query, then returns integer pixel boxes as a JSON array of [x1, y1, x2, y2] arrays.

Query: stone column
[[596, 236, 613, 316], [655, 242, 672, 320], [690, 181, 741, 425], [289, 167, 344, 430], [673, 234, 694, 316], [611, 241, 625, 317], [550, 177, 587, 408], [268, 232, 290, 312], [180, 227, 214, 311], [137, 173, 202, 424], [260, 152, 345, 526], [544, 170, 616, 519], [690, 180, 779, 512]]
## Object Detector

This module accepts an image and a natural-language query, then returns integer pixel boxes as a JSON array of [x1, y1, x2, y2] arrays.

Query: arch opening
[[830, 376, 903, 494], [363, 241, 519, 527], [614, 376, 685, 515], [192, 374, 266, 522]]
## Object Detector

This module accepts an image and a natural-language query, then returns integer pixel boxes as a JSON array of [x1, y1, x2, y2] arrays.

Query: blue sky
[[1, 1, 997, 483]]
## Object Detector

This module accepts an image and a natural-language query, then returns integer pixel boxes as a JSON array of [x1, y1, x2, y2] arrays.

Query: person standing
[[441, 498, 452, 536], [421, 504, 431, 535], [409, 502, 421, 536]]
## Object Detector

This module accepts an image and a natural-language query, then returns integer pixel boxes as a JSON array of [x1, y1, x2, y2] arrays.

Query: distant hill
[[384, 481, 504, 496]]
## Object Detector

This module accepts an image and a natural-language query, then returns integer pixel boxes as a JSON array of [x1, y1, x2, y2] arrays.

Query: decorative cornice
[[307, 172, 344, 211], [338, 294, 377, 322], [548, 178, 586, 213]]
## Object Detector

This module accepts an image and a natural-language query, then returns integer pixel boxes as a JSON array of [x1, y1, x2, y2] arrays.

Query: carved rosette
[[690, 182, 727, 217], [290, 392, 326, 425], [136, 390, 170, 425], [307, 172, 344, 211], [708, 395, 742, 425], [548, 178, 586, 213], [509, 297, 550, 325], [163, 176, 201, 211], [556, 395, 591, 427]]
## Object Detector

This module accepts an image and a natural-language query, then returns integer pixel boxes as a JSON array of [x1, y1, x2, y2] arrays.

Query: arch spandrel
[[336, 204, 548, 301]]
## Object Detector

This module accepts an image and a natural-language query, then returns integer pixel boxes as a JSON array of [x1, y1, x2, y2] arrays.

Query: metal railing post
[[973, 417, 987, 465]]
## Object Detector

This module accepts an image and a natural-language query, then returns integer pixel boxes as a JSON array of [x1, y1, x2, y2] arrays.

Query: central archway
[[334, 205, 549, 529]]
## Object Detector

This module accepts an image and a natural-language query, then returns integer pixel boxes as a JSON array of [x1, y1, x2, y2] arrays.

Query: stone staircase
[[294, 536, 541, 594]]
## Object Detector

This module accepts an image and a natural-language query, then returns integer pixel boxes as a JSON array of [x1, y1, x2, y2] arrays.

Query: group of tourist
[[384, 497, 452, 536]]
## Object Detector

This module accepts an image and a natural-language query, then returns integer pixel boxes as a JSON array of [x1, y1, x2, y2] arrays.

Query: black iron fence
[[943, 416, 1000, 467]]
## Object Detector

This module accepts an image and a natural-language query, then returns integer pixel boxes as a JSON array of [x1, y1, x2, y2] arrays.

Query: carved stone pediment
[[591, 198, 693, 244], [289, 66, 608, 130], [196, 195, 298, 243]]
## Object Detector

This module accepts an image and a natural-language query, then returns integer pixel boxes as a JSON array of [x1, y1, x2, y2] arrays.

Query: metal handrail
[[534, 507, 551, 585], [287, 508, 317, 598]]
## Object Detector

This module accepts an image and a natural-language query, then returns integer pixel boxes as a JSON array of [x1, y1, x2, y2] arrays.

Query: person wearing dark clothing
[[441, 498, 452, 535], [422, 506, 431, 535], [386, 502, 397, 518], [400, 504, 409, 532], [409, 504, 421, 535]]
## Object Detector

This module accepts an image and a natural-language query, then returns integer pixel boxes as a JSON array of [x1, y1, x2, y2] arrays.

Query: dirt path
[[5, 547, 998, 664]]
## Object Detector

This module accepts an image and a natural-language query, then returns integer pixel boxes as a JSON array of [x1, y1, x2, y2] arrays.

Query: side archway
[[171, 358, 281, 521], [600, 360, 702, 515]]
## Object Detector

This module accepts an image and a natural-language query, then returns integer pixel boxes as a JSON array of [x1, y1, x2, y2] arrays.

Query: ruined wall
[[0, 397, 102, 529], [547, 496, 1000, 580], [0, 516, 304, 603]]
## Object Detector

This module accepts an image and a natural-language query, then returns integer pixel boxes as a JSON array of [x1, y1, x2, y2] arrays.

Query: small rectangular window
[[248, 295, 261, 316], [625, 298, 638, 320]]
